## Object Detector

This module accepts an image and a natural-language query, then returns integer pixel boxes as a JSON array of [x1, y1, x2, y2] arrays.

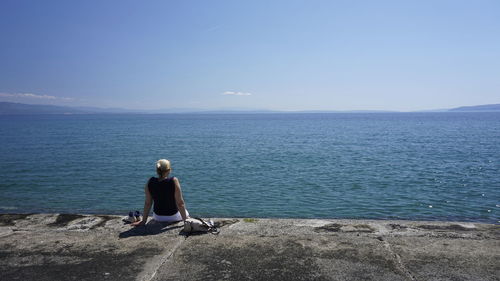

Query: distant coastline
[[448, 104, 500, 112], [0, 101, 499, 115]]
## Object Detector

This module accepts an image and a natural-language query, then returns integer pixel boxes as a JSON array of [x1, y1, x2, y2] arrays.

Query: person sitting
[[132, 159, 189, 226]]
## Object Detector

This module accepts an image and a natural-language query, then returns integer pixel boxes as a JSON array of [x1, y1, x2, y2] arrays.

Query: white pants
[[153, 210, 189, 223]]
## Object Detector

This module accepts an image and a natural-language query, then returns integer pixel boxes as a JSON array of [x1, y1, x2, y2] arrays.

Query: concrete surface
[[0, 213, 498, 281]]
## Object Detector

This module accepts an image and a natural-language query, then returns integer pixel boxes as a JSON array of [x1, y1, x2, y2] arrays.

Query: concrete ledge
[[0, 214, 498, 281]]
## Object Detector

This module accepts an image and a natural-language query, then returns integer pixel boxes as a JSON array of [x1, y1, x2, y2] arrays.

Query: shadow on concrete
[[119, 221, 183, 238], [178, 230, 214, 238], [118, 218, 237, 239]]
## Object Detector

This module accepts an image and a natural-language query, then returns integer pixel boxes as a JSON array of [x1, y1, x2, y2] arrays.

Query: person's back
[[148, 177, 177, 216], [132, 159, 189, 226]]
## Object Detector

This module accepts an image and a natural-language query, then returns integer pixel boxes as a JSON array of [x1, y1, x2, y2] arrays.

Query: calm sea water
[[0, 113, 499, 223]]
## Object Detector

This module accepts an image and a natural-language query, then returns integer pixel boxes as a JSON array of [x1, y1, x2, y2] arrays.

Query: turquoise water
[[0, 113, 499, 223]]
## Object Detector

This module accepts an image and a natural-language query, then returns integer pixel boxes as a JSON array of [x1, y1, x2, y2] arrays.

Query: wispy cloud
[[0, 92, 74, 101], [205, 25, 221, 33], [222, 91, 252, 96]]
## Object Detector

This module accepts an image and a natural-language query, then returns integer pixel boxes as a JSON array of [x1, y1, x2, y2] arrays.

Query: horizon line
[[1, 101, 500, 114]]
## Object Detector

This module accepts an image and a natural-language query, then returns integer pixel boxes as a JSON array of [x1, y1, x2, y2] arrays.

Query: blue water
[[0, 113, 499, 223]]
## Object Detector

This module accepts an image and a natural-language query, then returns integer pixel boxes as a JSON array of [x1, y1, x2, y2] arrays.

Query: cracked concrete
[[0, 214, 498, 281], [381, 238, 416, 280], [137, 237, 184, 281]]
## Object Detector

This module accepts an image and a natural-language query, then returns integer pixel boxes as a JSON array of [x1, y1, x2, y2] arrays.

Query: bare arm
[[132, 181, 153, 226], [173, 177, 189, 221]]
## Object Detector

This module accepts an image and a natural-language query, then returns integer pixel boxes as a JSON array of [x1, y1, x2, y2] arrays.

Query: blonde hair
[[156, 159, 171, 176]]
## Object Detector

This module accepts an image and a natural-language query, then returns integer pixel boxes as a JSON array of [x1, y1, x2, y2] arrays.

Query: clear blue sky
[[1, 0, 499, 111]]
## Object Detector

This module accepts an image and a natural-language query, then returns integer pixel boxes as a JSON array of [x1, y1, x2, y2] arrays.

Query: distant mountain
[[448, 104, 500, 112], [144, 108, 277, 114], [0, 102, 88, 115], [2, 101, 499, 115], [296, 110, 398, 113], [71, 106, 143, 113], [0, 102, 277, 115], [0, 102, 144, 115]]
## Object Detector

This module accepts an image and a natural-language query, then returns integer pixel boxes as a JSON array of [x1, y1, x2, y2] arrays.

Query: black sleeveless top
[[148, 177, 178, 216]]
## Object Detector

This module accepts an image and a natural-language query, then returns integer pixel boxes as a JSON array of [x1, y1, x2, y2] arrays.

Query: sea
[[0, 112, 499, 223]]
